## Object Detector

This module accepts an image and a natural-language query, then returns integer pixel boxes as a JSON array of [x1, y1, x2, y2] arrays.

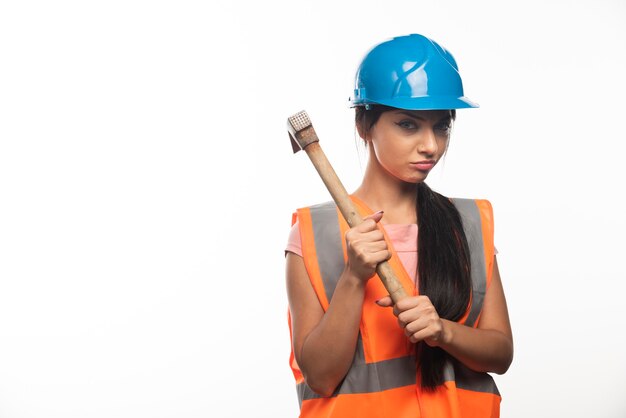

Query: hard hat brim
[[350, 96, 479, 110]]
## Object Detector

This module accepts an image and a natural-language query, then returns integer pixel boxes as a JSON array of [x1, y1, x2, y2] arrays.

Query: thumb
[[375, 295, 393, 307], [365, 210, 384, 223]]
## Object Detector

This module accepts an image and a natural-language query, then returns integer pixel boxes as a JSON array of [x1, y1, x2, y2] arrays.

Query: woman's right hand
[[344, 210, 390, 282]]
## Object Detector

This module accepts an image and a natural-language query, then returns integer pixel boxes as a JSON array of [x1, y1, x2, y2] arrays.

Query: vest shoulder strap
[[451, 198, 495, 327]]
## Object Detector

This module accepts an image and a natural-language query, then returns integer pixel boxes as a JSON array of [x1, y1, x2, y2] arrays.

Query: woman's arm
[[436, 256, 513, 373], [286, 212, 389, 397], [286, 253, 365, 396], [377, 256, 513, 374]]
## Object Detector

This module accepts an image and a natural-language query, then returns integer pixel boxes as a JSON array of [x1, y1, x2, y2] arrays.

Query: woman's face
[[364, 109, 452, 184]]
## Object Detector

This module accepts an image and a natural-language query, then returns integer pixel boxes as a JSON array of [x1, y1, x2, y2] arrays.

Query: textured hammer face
[[287, 110, 316, 153], [287, 111, 312, 134]]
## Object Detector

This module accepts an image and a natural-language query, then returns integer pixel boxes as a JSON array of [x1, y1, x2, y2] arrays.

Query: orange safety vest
[[288, 196, 500, 418]]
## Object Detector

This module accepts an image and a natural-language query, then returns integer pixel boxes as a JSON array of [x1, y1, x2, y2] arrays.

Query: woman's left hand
[[376, 295, 450, 347]]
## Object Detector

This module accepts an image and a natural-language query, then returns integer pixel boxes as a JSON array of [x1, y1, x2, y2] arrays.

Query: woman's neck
[[352, 160, 418, 225]]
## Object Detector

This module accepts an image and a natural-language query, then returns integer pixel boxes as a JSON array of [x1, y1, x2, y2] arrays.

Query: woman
[[285, 34, 513, 418]]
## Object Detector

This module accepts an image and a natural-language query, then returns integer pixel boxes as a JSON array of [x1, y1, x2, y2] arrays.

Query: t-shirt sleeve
[[285, 220, 303, 257]]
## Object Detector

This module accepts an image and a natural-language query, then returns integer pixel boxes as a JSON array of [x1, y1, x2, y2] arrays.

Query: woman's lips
[[410, 160, 435, 171]]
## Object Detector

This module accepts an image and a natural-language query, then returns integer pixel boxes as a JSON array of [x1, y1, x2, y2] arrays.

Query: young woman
[[285, 34, 513, 418]]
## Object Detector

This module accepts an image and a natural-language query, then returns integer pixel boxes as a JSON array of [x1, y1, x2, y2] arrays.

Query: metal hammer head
[[287, 110, 319, 153]]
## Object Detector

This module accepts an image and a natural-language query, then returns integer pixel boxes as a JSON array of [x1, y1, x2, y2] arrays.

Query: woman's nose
[[417, 128, 438, 156]]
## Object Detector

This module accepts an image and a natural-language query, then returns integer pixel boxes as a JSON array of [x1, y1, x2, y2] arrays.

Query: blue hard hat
[[349, 34, 478, 110]]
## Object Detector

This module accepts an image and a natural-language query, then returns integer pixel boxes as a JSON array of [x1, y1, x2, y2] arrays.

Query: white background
[[1, 1, 625, 417]]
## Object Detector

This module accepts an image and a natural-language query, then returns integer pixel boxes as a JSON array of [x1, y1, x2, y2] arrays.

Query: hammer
[[287, 110, 408, 303]]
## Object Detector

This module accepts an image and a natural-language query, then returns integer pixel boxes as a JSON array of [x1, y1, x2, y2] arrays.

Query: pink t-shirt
[[286, 221, 419, 284]]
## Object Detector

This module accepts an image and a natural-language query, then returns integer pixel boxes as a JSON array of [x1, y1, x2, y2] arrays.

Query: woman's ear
[[356, 122, 367, 142]]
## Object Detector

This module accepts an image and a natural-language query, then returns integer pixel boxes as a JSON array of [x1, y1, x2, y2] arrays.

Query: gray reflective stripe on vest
[[309, 201, 345, 304], [450, 198, 487, 328], [298, 199, 495, 404], [297, 357, 499, 404], [443, 360, 500, 396], [297, 354, 417, 405]]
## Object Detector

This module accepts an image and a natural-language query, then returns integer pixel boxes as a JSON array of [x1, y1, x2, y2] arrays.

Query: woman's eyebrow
[[397, 111, 426, 121], [396, 111, 451, 124]]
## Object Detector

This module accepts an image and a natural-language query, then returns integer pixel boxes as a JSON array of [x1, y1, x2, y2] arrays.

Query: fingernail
[[374, 210, 384, 215]]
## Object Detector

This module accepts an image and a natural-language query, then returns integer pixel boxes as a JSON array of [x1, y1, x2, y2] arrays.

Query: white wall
[[1, 1, 625, 417]]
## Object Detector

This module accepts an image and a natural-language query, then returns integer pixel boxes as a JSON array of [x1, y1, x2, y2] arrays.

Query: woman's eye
[[435, 123, 452, 134], [396, 120, 417, 130]]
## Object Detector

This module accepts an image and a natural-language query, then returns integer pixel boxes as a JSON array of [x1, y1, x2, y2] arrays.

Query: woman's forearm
[[298, 270, 366, 396], [438, 320, 513, 374]]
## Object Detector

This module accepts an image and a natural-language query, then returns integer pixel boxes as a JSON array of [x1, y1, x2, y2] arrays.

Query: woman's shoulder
[[449, 197, 494, 218], [295, 200, 337, 212], [449, 196, 492, 205], [287, 200, 337, 257], [291, 200, 338, 224]]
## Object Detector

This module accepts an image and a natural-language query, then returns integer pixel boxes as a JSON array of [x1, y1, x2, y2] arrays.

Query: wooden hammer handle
[[304, 142, 408, 303]]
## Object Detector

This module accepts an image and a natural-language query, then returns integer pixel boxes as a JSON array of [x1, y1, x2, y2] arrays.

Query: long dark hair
[[355, 105, 472, 390]]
